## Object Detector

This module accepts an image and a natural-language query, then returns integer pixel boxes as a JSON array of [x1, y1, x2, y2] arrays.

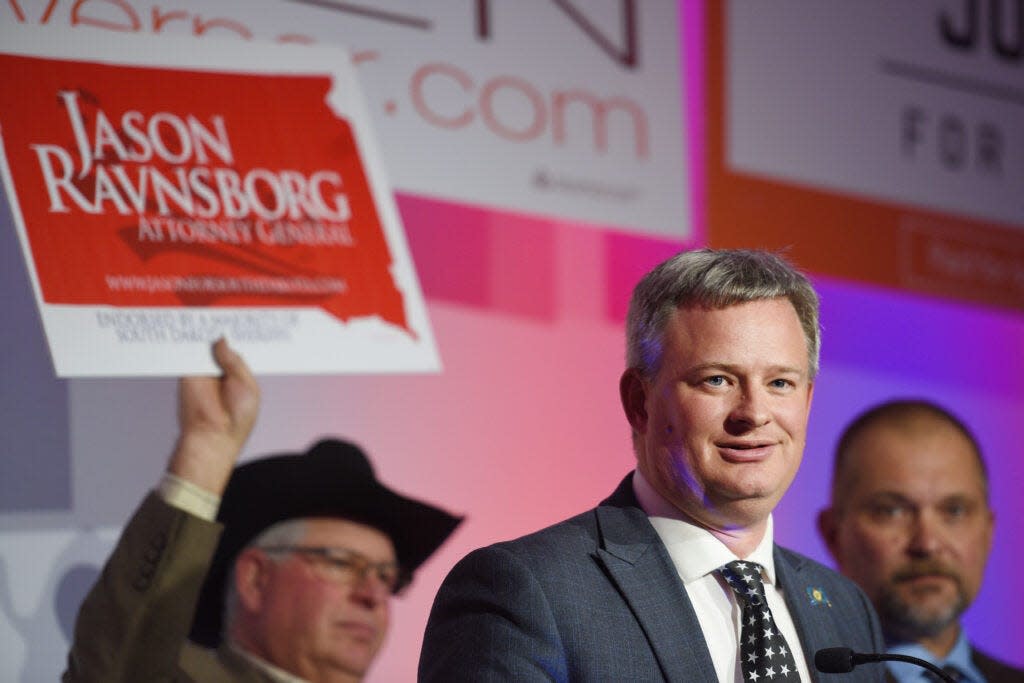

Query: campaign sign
[[0, 27, 439, 376]]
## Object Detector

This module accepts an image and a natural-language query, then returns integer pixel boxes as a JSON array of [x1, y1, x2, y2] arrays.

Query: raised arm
[[63, 340, 260, 683]]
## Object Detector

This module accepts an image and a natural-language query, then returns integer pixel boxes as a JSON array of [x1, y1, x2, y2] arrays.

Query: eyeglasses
[[259, 545, 409, 595]]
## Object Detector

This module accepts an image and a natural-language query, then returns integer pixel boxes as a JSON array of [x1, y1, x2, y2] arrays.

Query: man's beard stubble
[[877, 560, 968, 641]]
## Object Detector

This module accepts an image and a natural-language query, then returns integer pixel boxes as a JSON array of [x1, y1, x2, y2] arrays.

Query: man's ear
[[816, 508, 840, 561], [619, 368, 649, 434], [233, 547, 273, 612], [982, 507, 995, 557]]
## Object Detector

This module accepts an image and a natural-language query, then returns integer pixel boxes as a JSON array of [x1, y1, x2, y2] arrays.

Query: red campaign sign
[[0, 54, 410, 333]]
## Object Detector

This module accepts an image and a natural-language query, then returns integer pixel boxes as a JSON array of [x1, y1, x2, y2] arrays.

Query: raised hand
[[167, 338, 261, 495]]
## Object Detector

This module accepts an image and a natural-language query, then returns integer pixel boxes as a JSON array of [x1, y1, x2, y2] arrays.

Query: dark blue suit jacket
[[420, 473, 886, 681]]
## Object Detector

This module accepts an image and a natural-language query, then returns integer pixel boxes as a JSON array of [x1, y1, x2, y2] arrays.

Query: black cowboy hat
[[189, 438, 462, 647]]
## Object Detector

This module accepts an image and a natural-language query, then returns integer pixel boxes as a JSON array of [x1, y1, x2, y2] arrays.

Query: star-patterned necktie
[[719, 560, 800, 682]]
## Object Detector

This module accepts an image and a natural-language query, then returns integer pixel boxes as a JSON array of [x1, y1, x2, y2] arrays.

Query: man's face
[[820, 419, 994, 642], [626, 298, 814, 530], [251, 518, 396, 683]]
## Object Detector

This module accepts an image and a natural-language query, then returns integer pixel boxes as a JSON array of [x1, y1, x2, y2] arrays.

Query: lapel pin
[[806, 586, 832, 607]]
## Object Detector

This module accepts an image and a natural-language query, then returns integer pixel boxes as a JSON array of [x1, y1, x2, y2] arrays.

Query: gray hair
[[625, 248, 821, 378], [222, 518, 308, 634]]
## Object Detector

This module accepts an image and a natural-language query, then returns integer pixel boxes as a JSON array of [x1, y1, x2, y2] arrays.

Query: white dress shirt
[[633, 470, 813, 683]]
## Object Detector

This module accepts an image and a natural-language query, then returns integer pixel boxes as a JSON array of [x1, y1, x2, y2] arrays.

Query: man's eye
[[376, 566, 399, 587], [704, 375, 727, 387], [868, 503, 909, 521], [325, 557, 358, 574], [769, 378, 793, 390], [942, 501, 970, 519]]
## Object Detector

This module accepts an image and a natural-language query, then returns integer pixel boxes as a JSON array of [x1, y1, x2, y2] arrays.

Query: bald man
[[819, 400, 1022, 683]]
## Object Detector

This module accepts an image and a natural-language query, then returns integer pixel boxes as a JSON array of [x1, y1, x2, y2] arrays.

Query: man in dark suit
[[420, 248, 886, 681], [818, 400, 1024, 683], [63, 339, 461, 682]]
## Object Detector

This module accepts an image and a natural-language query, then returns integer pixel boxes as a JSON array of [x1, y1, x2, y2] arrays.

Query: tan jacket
[[62, 493, 277, 682]]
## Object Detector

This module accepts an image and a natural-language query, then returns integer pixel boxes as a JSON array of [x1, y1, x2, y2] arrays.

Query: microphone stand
[[815, 647, 958, 683]]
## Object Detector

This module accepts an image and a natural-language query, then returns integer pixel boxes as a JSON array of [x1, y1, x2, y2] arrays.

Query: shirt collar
[[228, 642, 310, 683], [886, 630, 984, 683], [632, 469, 777, 585]]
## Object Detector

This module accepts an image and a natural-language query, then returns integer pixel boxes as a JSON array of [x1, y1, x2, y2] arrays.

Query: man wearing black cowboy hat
[[63, 340, 461, 682]]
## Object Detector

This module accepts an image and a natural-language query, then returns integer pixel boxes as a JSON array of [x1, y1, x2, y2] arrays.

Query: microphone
[[815, 647, 957, 682]]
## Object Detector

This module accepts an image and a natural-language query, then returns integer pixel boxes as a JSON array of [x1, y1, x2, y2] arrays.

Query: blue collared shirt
[[887, 631, 985, 683]]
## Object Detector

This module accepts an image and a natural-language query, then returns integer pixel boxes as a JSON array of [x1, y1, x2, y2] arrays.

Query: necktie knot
[[924, 665, 965, 683], [720, 561, 767, 606], [944, 666, 965, 682]]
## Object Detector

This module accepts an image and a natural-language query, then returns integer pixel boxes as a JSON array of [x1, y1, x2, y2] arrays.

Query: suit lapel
[[775, 548, 840, 683], [593, 476, 717, 683]]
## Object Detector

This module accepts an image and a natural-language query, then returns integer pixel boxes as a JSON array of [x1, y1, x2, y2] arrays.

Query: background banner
[[708, 0, 1024, 310], [4, 0, 689, 238]]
